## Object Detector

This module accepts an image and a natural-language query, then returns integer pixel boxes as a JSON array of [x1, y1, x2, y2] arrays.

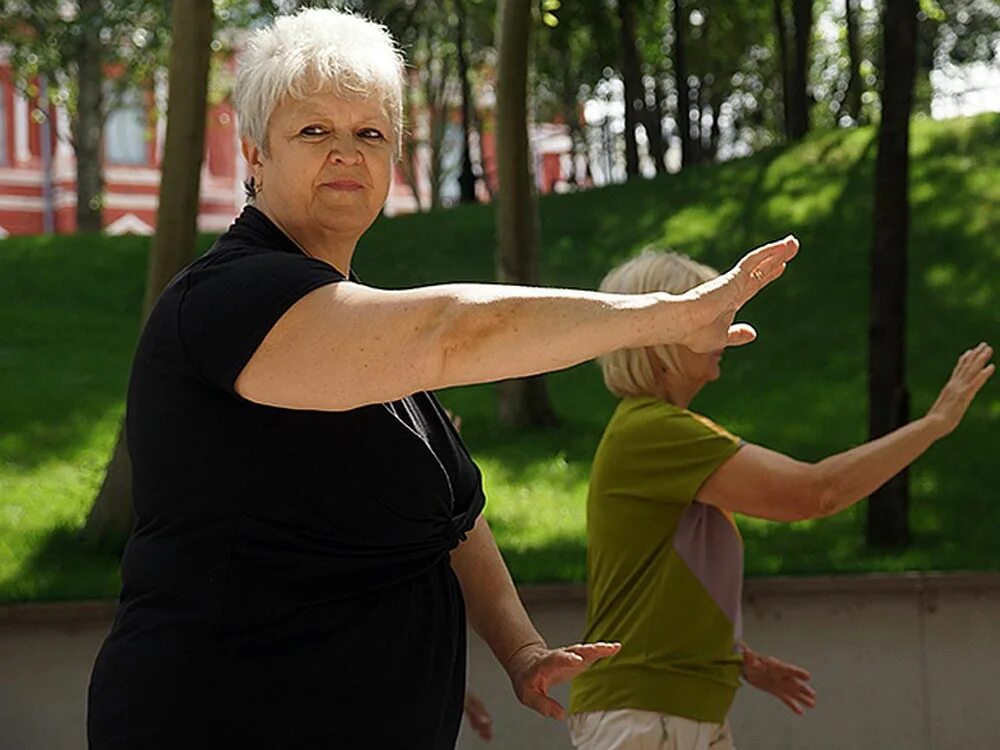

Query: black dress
[[87, 207, 485, 749]]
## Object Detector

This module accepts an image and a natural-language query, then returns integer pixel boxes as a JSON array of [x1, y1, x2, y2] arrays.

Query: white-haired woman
[[567, 251, 993, 750], [86, 10, 800, 749]]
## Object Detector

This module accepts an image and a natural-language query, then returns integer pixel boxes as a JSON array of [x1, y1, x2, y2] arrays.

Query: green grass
[[1, 113, 998, 602]]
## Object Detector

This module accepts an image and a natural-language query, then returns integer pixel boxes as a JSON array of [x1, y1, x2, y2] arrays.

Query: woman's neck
[[255, 198, 357, 275], [661, 377, 703, 410]]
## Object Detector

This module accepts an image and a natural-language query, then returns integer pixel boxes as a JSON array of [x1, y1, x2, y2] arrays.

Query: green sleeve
[[595, 399, 742, 506]]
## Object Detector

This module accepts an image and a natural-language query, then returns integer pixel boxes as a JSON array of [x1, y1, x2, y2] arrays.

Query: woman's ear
[[241, 137, 264, 178], [645, 348, 667, 373]]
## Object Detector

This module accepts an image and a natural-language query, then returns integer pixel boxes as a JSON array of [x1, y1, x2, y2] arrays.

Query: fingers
[[954, 342, 992, 380], [563, 642, 622, 665], [523, 690, 565, 721], [786, 663, 812, 681], [736, 235, 800, 276], [726, 323, 758, 348]]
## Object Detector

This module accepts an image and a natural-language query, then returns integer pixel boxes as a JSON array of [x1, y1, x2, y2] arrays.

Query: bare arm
[[700, 343, 994, 521], [235, 237, 799, 411], [450, 516, 620, 720]]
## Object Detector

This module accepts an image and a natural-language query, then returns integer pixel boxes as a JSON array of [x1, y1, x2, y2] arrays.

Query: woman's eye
[[358, 128, 386, 141], [300, 126, 327, 137]]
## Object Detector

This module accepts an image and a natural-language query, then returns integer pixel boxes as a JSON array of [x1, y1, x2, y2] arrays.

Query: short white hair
[[598, 249, 719, 398], [233, 8, 405, 156]]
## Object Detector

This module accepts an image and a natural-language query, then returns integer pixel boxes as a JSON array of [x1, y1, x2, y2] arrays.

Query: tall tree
[[772, 0, 792, 137], [673, 0, 693, 168], [84, 0, 216, 543], [618, 0, 644, 179], [494, 0, 557, 427], [454, 0, 479, 203], [841, 0, 863, 123], [787, 0, 813, 140], [867, 0, 918, 549]]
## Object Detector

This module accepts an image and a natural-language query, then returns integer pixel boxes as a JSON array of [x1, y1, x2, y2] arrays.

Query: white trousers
[[568, 709, 736, 750]]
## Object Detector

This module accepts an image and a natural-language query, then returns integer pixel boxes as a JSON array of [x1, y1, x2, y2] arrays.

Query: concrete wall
[[1, 574, 998, 750]]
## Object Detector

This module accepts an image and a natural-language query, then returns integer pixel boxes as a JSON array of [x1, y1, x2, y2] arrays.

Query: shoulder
[[608, 397, 737, 443]]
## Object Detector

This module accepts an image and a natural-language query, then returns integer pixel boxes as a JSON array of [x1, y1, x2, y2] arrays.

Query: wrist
[[648, 291, 690, 346], [503, 639, 547, 681], [919, 413, 950, 441]]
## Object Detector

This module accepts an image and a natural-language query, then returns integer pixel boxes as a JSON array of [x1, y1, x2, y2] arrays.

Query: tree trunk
[[455, 0, 478, 203], [842, 0, 863, 123], [672, 0, 692, 169], [788, 0, 813, 140], [618, 0, 643, 180], [690, 76, 703, 165], [494, 0, 557, 428], [73, 0, 104, 232], [84, 0, 215, 546], [772, 0, 792, 138], [867, 0, 917, 549], [708, 95, 722, 160], [401, 79, 425, 212], [647, 77, 668, 175]]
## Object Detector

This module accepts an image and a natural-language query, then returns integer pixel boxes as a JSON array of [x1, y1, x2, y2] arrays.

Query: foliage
[[0, 0, 171, 119], [0, 114, 998, 600]]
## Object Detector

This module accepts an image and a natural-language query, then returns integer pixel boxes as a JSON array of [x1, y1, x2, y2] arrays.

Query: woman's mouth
[[323, 180, 364, 191]]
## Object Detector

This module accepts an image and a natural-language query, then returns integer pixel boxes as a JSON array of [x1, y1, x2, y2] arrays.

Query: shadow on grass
[[0, 525, 123, 603]]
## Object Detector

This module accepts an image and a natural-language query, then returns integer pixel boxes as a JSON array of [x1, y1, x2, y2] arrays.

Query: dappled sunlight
[[2, 115, 999, 598]]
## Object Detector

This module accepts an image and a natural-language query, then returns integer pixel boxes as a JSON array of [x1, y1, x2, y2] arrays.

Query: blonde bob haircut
[[233, 8, 405, 158], [598, 249, 720, 399]]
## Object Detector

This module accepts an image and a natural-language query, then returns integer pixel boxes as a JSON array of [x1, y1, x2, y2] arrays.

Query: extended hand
[[925, 342, 994, 437], [463, 690, 494, 742], [680, 236, 800, 353], [742, 648, 816, 715], [507, 642, 621, 720]]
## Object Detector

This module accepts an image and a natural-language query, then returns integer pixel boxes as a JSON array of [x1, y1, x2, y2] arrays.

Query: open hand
[[679, 236, 799, 353], [463, 690, 494, 742], [742, 648, 816, 715], [507, 642, 621, 720], [925, 342, 994, 438]]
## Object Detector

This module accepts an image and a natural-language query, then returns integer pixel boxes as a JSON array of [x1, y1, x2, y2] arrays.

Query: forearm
[[450, 515, 546, 674], [424, 283, 690, 391], [811, 416, 942, 517]]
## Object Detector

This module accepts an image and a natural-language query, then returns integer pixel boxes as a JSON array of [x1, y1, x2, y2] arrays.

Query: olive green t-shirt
[[569, 397, 745, 724]]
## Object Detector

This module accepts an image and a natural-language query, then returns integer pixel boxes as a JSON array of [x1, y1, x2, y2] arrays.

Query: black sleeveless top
[[88, 207, 485, 749]]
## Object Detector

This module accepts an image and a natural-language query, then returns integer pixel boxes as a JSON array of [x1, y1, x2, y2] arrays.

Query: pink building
[[0, 56, 575, 238]]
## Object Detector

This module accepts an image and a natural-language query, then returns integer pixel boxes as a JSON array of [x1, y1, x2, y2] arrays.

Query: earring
[[243, 176, 262, 200]]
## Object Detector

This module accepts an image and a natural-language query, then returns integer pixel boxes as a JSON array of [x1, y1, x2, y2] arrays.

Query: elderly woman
[[567, 250, 994, 750], [86, 10, 801, 749]]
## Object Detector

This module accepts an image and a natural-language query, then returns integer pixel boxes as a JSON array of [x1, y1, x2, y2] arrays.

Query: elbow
[[782, 466, 836, 522], [799, 469, 841, 521]]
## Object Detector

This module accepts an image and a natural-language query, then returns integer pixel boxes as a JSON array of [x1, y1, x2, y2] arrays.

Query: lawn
[[1, 113, 998, 602]]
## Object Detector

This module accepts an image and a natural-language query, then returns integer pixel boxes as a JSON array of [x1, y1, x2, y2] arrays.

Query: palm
[[680, 236, 799, 353], [510, 643, 620, 720], [744, 652, 816, 715], [926, 343, 994, 436]]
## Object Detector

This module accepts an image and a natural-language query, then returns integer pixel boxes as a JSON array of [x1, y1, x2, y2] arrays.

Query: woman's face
[[674, 346, 724, 386], [244, 88, 394, 246]]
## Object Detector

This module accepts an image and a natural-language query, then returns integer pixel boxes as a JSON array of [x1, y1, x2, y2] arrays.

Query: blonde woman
[[568, 250, 993, 750]]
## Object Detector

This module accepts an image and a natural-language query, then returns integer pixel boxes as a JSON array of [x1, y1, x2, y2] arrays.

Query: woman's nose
[[327, 135, 362, 165]]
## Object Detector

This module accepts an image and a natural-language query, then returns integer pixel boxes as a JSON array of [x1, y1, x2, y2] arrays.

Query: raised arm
[[235, 237, 798, 410], [699, 343, 994, 521]]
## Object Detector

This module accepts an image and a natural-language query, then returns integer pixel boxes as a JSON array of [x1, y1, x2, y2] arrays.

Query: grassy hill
[[1, 113, 998, 602]]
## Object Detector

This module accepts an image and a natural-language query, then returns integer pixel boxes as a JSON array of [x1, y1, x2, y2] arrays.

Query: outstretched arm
[[450, 515, 620, 720], [699, 343, 994, 521], [236, 237, 799, 411]]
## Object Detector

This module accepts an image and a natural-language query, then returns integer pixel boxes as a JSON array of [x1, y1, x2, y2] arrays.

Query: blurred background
[[0, 1, 998, 747]]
